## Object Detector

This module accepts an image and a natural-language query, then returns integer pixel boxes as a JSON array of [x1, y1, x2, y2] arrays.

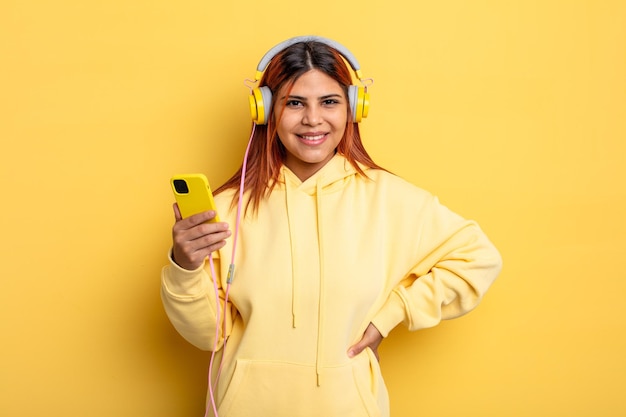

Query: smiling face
[[274, 69, 348, 181]]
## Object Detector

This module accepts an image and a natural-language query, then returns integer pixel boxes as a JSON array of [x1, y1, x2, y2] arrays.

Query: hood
[[276, 153, 363, 195]]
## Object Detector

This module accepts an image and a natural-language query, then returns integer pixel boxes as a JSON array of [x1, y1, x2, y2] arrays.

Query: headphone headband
[[254, 36, 363, 81]]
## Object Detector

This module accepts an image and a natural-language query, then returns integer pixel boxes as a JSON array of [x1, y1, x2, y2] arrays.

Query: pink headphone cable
[[204, 123, 256, 417]]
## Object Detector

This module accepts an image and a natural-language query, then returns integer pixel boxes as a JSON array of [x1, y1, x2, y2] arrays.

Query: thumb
[[173, 203, 182, 221], [347, 338, 366, 358], [347, 323, 383, 359]]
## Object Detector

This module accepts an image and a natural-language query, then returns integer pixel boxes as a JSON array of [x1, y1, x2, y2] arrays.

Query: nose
[[302, 104, 322, 126]]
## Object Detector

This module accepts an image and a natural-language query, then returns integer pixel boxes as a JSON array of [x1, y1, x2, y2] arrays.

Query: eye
[[321, 96, 343, 106], [285, 99, 303, 107]]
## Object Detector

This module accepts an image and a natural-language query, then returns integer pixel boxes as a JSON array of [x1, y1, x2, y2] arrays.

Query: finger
[[172, 212, 228, 240], [176, 210, 221, 229], [172, 232, 230, 270], [173, 226, 231, 258], [173, 203, 182, 221], [188, 229, 232, 249], [347, 324, 383, 358], [175, 222, 230, 246], [347, 339, 366, 358]]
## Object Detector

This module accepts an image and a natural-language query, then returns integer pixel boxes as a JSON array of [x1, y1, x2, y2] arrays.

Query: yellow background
[[1, 0, 625, 416]]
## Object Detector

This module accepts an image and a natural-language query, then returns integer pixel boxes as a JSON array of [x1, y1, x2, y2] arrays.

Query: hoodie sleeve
[[370, 196, 502, 337], [160, 250, 232, 351]]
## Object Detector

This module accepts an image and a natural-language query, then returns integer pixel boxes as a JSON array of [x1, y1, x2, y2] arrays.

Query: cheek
[[333, 113, 348, 135], [275, 115, 293, 138], [338, 107, 349, 127]]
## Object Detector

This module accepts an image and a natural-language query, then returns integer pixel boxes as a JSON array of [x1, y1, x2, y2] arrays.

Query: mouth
[[297, 133, 328, 143]]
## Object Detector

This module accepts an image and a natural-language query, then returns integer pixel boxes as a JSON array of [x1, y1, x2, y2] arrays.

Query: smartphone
[[170, 173, 220, 222]]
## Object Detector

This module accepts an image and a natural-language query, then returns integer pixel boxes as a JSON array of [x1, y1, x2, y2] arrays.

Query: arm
[[160, 204, 233, 351], [371, 198, 502, 337]]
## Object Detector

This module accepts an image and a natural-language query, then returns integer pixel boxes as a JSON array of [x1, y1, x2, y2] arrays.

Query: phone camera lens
[[173, 179, 189, 194]]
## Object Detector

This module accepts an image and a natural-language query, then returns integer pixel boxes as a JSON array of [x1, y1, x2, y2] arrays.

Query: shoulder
[[361, 168, 435, 202], [213, 189, 237, 218]]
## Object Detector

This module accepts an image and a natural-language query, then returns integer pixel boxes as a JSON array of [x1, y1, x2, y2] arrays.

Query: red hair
[[215, 40, 383, 213]]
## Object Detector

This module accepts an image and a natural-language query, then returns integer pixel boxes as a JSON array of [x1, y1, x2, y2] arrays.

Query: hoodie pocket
[[353, 348, 389, 416], [217, 356, 386, 417]]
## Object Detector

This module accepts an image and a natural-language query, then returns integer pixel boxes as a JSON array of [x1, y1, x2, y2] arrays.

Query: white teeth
[[300, 134, 325, 140]]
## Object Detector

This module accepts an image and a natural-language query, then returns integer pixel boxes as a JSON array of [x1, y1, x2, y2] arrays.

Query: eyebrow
[[281, 93, 343, 101]]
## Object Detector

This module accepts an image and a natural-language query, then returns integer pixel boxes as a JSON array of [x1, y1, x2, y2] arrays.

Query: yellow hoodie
[[161, 155, 502, 417]]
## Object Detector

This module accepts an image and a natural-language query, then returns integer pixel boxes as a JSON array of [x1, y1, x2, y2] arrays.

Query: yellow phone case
[[170, 173, 220, 222]]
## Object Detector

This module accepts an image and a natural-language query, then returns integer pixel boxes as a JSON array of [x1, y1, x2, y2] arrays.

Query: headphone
[[248, 36, 371, 125]]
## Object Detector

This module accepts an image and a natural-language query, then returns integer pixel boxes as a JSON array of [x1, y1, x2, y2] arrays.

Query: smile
[[298, 133, 327, 142]]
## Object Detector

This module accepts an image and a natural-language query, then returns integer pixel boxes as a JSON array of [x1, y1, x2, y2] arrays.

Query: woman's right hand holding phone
[[171, 203, 231, 270]]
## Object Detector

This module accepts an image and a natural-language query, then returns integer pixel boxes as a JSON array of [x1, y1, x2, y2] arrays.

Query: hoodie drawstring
[[284, 181, 298, 329], [314, 179, 325, 386]]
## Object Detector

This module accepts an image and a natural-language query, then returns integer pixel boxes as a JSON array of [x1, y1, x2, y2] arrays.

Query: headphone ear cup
[[359, 87, 370, 120], [348, 85, 358, 123], [249, 86, 273, 125], [348, 85, 369, 123]]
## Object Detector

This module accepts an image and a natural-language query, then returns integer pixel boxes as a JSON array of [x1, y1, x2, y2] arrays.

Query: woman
[[161, 36, 502, 417]]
